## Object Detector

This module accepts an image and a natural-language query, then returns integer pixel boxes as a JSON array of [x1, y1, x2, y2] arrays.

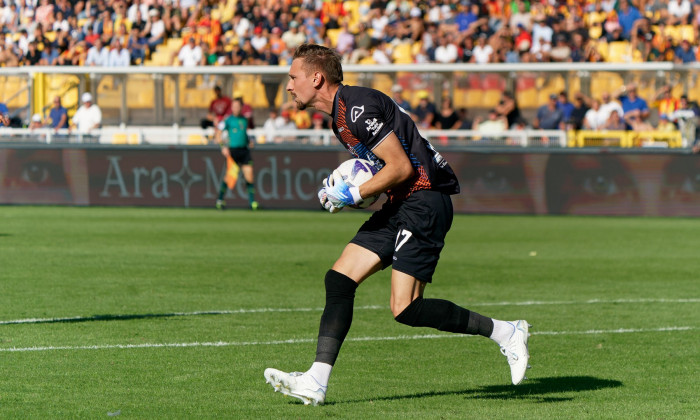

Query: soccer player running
[[215, 98, 258, 210], [264, 44, 530, 406]]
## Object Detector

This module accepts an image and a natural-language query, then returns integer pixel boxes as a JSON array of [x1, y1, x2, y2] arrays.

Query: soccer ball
[[334, 158, 380, 209]]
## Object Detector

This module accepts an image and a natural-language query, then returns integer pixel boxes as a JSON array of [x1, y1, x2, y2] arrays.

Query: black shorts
[[228, 147, 252, 166], [350, 190, 453, 283]]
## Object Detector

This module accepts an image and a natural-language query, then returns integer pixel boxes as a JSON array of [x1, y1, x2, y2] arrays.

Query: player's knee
[[392, 296, 420, 320]]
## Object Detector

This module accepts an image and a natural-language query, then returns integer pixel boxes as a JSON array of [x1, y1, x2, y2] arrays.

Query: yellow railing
[[569, 130, 684, 148]]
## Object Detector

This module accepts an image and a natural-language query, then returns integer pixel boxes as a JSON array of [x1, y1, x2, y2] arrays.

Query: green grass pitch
[[0, 206, 698, 418]]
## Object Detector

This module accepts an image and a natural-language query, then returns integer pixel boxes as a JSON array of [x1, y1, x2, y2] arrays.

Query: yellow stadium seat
[[607, 41, 631, 63], [680, 25, 694, 41], [463, 89, 484, 108], [326, 29, 341, 48], [112, 133, 128, 144], [187, 134, 207, 145], [128, 133, 141, 144], [344, 0, 360, 28], [590, 72, 624, 100], [392, 42, 413, 64], [664, 26, 681, 44], [482, 90, 502, 108], [595, 41, 608, 60], [516, 88, 539, 109], [358, 56, 376, 65]]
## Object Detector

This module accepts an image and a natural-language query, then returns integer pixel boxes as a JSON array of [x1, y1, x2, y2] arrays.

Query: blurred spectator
[[569, 94, 590, 130], [603, 110, 627, 130], [70, 92, 102, 134], [29, 113, 43, 129], [495, 91, 525, 128], [434, 98, 461, 130], [550, 35, 572, 62], [674, 39, 696, 63], [668, 0, 692, 25], [534, 94, 565, 129], [435, 33, 459, 63], [371, 39, 392, 64], [557, 92, 575, 122], [268, 27, 286, 57], [656, 115, 677, 132], [251, 26, 268, 52], [107, 39, 131, 67], [262, 108, 283, 142], [202, 85, 231, 130], [0, 100, 9, 126], [0, 36, 19, 66], [47, 96, 68, 131], [282, 21, 306, 50], [85, 38, 108, 66], [176, 37, 202, 67], [22, 41, 41, 66], [127, 26, 147, 65], [40, 44, 59, 66], [599, 92, 625, 124], [617, 0, 642, 40], [473, 109, 508, 133], [391, 85, 412, 114], [144, 8, 166, 52], [308, 112, 327, 145], [335, 21, 355, 61], [532, 17, 553, 57], [234, 91, 255, 128], [472, 33, 493, 64], [514, 24, 532, 53], [617, 83, 650, 121], [625, 113, 654, 131], [413, 91, 437, 129], [457, 108, 473, 129], [654, 85, 680, 120], [672, 95, 700, 144], [583, 99, 607, 130]]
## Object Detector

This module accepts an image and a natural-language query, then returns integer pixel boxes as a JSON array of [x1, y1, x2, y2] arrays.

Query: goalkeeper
[[215, 98, 258, 210], [263, 44, 530, 406]]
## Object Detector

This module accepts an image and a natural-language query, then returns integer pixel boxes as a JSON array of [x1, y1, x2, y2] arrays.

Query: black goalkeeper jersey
[[330, 84, 460, 202]]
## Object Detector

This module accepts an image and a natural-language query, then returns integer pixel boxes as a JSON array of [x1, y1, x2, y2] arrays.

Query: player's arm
[[357, 132, 413, 199]]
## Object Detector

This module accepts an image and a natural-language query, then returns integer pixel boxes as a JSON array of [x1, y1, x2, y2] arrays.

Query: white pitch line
[[1, 298, 697, 326], [0, 326, 695, 353]]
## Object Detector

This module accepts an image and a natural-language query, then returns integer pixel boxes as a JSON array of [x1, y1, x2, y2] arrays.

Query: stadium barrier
[[0, 127, 569, 148], [1, 144, 697, 217], [2, 62, 700, 131], [572, 130, 684, 148]]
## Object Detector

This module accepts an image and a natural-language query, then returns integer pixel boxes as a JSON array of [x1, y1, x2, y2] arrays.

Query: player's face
[[286, 59, 315, 110]]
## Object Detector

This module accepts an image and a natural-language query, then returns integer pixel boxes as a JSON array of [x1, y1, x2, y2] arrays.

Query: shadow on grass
[[3, 312, 227, 325], [0, 233, 10, 237], [327, 376, 623, 405]]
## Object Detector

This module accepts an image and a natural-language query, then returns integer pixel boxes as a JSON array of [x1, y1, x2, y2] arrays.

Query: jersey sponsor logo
[[365, 118, 384, 136], [350, 105, 365, 123]]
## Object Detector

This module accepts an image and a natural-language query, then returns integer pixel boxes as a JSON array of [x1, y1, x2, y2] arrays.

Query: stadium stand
[[0, 0, 697, 150]]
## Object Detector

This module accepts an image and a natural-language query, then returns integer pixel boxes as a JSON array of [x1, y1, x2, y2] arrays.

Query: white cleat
[[499, 320, 531, 385], [264, 368, 326, 406]]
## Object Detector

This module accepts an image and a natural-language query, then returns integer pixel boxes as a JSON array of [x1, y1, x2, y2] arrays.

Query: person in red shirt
[[201, 85, 232, 131]]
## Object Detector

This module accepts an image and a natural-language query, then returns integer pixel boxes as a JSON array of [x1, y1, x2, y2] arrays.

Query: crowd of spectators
[[2, 0, 700, 68]]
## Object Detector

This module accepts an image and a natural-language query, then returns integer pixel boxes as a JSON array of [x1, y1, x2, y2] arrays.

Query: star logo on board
[[170, 150, 203, 207]]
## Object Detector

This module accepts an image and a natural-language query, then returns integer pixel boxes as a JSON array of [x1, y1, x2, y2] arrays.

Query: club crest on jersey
[[351, 105, 365, 122], [365, 118, 384, 136]]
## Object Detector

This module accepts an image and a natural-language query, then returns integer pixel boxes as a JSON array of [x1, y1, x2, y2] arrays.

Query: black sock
[[315, 270, 358, 366], [217, 180, 227, 201], [394, 297, 494, 337]]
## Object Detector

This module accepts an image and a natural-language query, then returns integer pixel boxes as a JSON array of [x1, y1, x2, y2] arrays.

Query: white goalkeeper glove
[[318, 186, 342, 213], [324, 170, 363, 209]]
